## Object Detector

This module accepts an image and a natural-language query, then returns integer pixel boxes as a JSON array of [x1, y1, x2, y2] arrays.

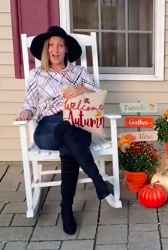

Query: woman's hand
[[63, 86, 93, 99], [63, 86, 84, 99], [15, 109, 33, 121]]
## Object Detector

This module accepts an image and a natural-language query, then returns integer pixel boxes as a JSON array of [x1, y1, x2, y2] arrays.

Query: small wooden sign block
[[125, 117, 154, 128], [119, 131, 158, 142], [120, 103, 157, 113]]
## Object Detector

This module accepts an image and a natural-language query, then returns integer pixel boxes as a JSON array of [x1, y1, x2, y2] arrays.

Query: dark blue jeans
[[34, 112, 91, 150]]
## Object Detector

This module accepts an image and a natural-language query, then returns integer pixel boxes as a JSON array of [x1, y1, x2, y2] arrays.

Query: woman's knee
[[34, 125, 59, 150], [34, 133, 59, 150]]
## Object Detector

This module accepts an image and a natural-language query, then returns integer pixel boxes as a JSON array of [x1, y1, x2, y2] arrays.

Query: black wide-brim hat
[[30, 26, 82, 63]]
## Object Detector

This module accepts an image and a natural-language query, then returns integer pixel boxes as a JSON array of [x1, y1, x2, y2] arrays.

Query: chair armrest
[[13, 118, 36, 126], [13, 120, 30, 126], [13, 118, 37, 145], [104, 113, 121, 119]]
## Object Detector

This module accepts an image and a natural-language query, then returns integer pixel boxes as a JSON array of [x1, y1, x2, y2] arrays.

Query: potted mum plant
[[118, 136, 158, 193], [154, 110, 168, 153]]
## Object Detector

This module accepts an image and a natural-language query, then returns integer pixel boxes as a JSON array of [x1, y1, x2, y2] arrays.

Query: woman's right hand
[[15, 109, 33, 121]]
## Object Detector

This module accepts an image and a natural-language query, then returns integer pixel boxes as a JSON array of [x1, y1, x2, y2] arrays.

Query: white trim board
[[59, 0, 165, 82]]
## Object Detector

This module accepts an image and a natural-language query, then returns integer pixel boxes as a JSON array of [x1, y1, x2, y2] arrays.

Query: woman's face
[[48, 36, 67, 65]]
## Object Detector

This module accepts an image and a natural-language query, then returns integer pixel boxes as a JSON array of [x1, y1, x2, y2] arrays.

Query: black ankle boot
[[61, 206, 77, 235]]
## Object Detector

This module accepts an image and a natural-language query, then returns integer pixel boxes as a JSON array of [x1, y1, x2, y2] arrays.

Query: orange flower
[[164, 110, 168, 118], [124, 133, 136, 141], [118, 136, 131, 149]]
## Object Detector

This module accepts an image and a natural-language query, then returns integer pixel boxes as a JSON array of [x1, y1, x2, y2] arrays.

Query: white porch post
[[59, 0, 71, 32]]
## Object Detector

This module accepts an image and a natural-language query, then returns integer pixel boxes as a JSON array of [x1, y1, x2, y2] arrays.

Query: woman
[[16, 26, 114, 235]]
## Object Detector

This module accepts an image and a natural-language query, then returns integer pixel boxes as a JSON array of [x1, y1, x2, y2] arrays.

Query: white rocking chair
[[14, 32, 122, 218]]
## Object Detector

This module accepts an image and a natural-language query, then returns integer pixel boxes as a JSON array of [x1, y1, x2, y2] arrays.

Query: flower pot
[[165, 143, 168, 155], [125, 171, 148, 193]]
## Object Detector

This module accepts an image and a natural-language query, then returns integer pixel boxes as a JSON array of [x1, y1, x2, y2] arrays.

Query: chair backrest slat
[[80, 47, 87, 68], [21, 34, 30, 84], [21, 32, 100, 88]]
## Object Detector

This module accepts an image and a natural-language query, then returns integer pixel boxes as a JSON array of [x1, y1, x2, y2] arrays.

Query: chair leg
[[110, 119, 122, 208], [22, 157, 34, 218], [18, 125, 41, 217], [31, 161, 42, 217], [32, 161, 42, 182], [112, 155, 122, 208], [22, 159, 42, 218], [98, 159, 106, 175]]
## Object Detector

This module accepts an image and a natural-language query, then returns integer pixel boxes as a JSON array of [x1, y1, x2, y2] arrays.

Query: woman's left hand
[[63, 86, 85, 99]]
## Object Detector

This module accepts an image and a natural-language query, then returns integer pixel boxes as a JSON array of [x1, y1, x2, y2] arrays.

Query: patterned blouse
[[21, 63, 99, 121]]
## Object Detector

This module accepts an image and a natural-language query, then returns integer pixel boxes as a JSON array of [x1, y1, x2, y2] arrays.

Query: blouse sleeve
[[20, 69, 39, 117], [81, 67, 100, 92]]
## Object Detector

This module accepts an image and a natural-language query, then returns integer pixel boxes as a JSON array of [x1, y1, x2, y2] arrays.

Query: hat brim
[[30, 32, 82, 63]]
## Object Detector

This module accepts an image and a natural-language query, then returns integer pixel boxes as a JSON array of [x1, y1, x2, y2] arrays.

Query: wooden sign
[[119, 131, 158, 142], [120, 103, 157, 113], [125, 117, 154, 128]]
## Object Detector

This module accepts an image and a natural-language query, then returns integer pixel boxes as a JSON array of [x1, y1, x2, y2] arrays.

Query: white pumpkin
[[151, 170, 168, 192]]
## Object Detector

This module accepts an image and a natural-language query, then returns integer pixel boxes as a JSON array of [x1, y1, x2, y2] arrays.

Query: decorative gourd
[[138, 183, 167, 208], [151, 169, 168, 192]]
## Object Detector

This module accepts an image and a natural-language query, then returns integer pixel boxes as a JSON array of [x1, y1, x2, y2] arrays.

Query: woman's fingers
[[63, 87, 82, 99], [64, 92, 77, 99], [15, 110, 32, 121], [63, 87, 75, 97], [15, 114, 26, 121]]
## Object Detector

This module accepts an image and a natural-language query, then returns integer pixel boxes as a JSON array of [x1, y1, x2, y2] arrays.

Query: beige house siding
[[0, 0, 25, 160], [0, 0, 168, 161]]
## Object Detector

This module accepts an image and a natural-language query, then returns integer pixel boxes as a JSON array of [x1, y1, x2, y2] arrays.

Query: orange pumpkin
[[138, 183, 167, 208]]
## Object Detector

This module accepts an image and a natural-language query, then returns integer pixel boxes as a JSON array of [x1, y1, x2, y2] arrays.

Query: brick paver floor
[[0, 162, 167, 250]]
